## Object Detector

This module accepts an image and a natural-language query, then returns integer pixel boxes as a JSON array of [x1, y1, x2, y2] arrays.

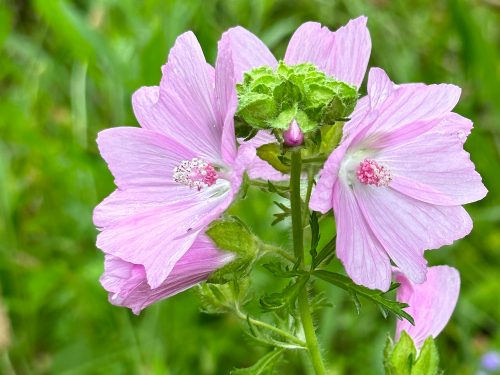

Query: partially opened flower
[[310, 67, 487, 291], [94, 31, 254, 312], [217, 16, 371, 180], [100, 235, 234, 314], [394, 266, 460, 349]]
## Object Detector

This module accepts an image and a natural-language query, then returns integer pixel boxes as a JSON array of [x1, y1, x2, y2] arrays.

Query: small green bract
[[235, 61, 358, 134]]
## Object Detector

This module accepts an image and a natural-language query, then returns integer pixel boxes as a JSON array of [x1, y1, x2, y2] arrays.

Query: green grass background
[[1, 0, 499, 374]]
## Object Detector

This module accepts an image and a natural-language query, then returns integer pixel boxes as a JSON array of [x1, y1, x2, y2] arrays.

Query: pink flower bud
[[283, 120, 304, 147]]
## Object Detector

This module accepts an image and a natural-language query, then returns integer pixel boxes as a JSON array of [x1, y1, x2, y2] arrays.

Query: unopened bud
[[283, 120, 304, 147]]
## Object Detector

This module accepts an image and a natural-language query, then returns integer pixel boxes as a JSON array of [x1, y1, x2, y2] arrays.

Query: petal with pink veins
[[284, 22, 335, 73], [96, 190, 230, 289], [96, 127, 198, 191], [215, 30, 239, 164], [326, 16, 371, 88], [354, 185, 472, 284], [358, 69, 462, 146], [217, 26, 277, 84], [378, 114, 487, 206], [101, 234, 234, 314], [333, 181, 392, 291], [132, 32, 222, 161], [285, 17, 371, 88], [394, 266, 460, 349]]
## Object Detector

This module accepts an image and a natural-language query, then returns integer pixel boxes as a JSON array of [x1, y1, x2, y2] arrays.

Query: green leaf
[[206, 217, 258, 283], [311, 236, 336, 269], [262, 262, 305, 278], [411, 336, 440, 375], [260, 275, 309, 311], [256, 143, 290, 174], [266, 181, 289, 199], [309, 212, 320, 260], [312, 270, 414, 324], [231, 348, 284, 374]]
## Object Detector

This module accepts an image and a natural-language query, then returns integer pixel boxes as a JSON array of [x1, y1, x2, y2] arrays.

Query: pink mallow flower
[[310, 67, 487, 291], [94, 31, 254, 313], [218, 16, 371, 180], [394, 266, 460, 349]]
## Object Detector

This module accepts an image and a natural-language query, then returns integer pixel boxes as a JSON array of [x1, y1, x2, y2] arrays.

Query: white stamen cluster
[[173, 158, 218, 191]]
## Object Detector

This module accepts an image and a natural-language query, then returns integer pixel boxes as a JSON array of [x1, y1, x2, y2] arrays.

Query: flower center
[[356, 159, 392, 187], [173, 158, 218, 190]]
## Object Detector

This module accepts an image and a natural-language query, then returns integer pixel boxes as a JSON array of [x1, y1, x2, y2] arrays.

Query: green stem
[[289, 150, 326, 375], [298, 289, 325, 375], [290, 151, 304, 260]]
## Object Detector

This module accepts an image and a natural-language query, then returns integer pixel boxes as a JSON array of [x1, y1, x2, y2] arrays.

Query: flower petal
[[96, 127, 197, 190], [132, 32, 222, 160], [354, 185, 472, 284], [101, 234, 234, 314], [395, 266, 460, 349], [284, 17, 371, 88], [96, 190, 229, 289], [310, 142, 349, 213], [333, 181, 392, 291], [215, 30, 239, 164], [326, 16, 371, 88], [284, 22, 334, 72], [94, 188, 200, 229], [218, 26, 277, 84], [360, 68, 462, 146], [377, 113, 487, 206]]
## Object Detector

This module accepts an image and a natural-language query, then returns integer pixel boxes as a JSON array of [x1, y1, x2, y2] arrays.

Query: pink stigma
[[356, 159, 392, 187], [173, 158, 218, 190]]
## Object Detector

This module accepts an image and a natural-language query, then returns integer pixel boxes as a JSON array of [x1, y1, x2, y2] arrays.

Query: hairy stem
[[290, 150, 326, 375], [290, 151, 304, 261]]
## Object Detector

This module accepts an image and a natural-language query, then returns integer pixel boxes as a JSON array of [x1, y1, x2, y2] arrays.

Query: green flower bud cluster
[[235, 61, 358, 137]]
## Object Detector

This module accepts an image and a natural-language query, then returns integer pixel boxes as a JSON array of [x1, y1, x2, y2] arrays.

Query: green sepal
[[206, 217, 258, 283], [197, 279, 250, 315], [256, 143, 290, 174], [320, 122, 344, 154], [387, 331, 417, 375], [383, 333, 440, 375], [411, 336, 440, 375]]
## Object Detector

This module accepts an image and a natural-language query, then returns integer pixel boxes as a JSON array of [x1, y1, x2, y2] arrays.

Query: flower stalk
[[290, 150, 327, 375]]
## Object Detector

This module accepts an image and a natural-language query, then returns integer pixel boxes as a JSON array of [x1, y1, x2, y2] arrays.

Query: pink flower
[[310, 67, 487, 291], [94, 31, 255, 312], [101, 235, 234, 314], [394, 266, 460, 349], [218, 16, 371, 180]]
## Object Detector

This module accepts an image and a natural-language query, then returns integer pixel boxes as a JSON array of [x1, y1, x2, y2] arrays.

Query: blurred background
[[1, 0, 499, 374]]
